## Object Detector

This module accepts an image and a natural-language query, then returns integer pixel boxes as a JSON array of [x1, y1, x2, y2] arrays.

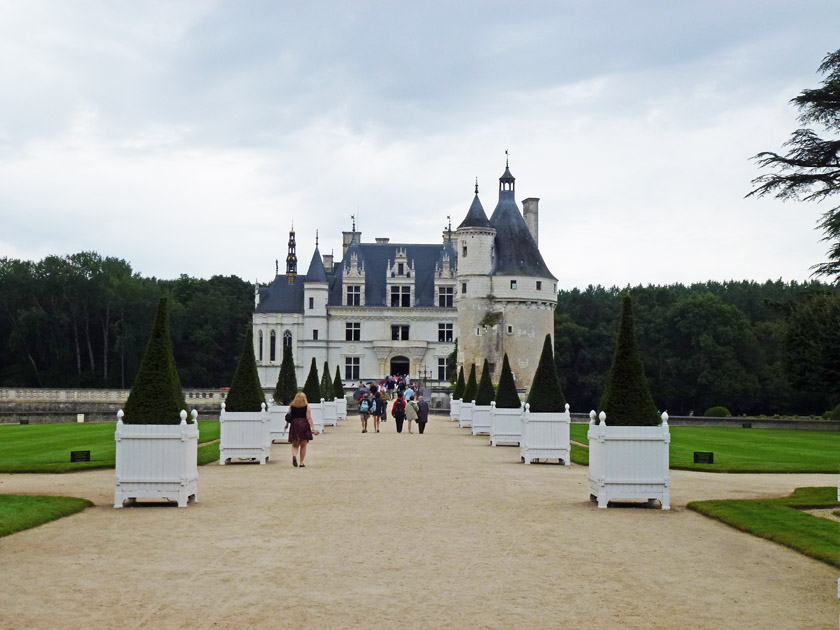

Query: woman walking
[[287, 392, 319, 467], [405, 394, 419, 433], [371, 391, 383, 433]]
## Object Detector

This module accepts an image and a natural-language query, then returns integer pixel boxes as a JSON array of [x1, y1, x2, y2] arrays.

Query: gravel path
[[0, 415, 836, 629]]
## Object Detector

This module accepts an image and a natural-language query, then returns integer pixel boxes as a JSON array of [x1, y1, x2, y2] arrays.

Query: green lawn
[[688, 487, 840, 567], [569, 423, 840, 473], [0, 494, 93, 537], [0, 421, 220, 473]]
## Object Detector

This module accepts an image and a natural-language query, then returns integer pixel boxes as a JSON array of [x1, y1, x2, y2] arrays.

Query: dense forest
[[1, 253, 838, 416]]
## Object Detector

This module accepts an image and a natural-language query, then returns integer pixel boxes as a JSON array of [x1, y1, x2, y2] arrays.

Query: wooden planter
[[520, 403, 571, 464], [450, 396, 461, 422], [219, 402, 271, 465], [323, 400, 338, 426], [309, 400, 325, 433], [268, 404, 289, 443], [114, 409, 198, 508], [587, 411, 671, 509], [471, 404, 492, 436], [458, 402, 473, 428], [489, 402, 524, 446], [336, 397, 347, 420]]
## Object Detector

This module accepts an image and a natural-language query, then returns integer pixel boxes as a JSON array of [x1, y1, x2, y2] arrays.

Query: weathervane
[[475, 177, 479, 194], [351, 214, 355, 232], [505, 149, 509, 167], [316, 229, 319, 248]]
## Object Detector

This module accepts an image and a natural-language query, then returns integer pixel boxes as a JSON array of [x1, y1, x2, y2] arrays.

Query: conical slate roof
[[457, 193, 493, 229], [305, 247, 328, 282]]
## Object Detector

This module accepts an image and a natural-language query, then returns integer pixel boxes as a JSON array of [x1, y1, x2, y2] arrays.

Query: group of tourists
[[358, 375, 429, 434]]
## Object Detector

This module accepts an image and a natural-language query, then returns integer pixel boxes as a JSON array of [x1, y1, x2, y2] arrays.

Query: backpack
[[360, 399, 370, 413], [393, 399, 405, 418]]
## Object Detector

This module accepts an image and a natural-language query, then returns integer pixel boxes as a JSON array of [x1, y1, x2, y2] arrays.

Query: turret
[[303, 233, 329, 345]]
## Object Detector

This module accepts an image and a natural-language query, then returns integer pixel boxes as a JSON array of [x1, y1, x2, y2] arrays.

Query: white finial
[[191, 409, 198, 422], [598, 411, 606, 425], [565, 403, 570, 411], [261, 402, 267, 411], [179, 409, 187, 424], [589, 410, 596, 425], [221, 402, 226, 411], [117, 409, 124, 423], [661, 411, 669, 426]]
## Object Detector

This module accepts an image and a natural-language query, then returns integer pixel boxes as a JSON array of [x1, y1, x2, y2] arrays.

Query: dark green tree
[[453, 366, 466, 400], [785, 292, 840, 406], [302, 357, 321, 403], [598, 295, 659, 426], [494, 354, 521, 408], [446, 339, 458, 384], [332, 365, 345, 400], [748, 49, 840, 280], [474, 360, 495, 406], [272, 345, 297, 405], [122, 297, 189, 424], [527, 334, 566, 412], [320, 361, 334, 401], [223, 325, 266, 412], [462, 364, 478, 403]]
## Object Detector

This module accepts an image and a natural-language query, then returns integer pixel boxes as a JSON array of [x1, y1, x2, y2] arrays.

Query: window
[[391, 325, 409, 340], [438, 323, 453, 342], [510, 280, 517, 290], [489, 362, 496, 376], [536, 281, 542, 291], [345, 322, 360, 341], [283, 330, 292, 349], [462, 244, 467, 257], [438, 357, 448, 381], [476, 327, 481, 336], [308, 297, 314, 309], [461, 282, 467, 294], [397, 263, 404, 275], [438, 286, 454, 308], [346, 285, 361, 306], [345, 357, 360, 380], [269, 330, 276, 362], [390, 285, 411, 307], [313, 329, 319, 340], [507, 325, 513, 335], [258, 331, 263, 361]]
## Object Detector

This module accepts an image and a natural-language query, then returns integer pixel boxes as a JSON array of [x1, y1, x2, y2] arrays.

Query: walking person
[[371, 391, 383, 433], [287, 392, 319, 468], [416, 394, 429, 434], [405, 394, 419, 433], [392, 393, 406, 433], [359, 392, 371, 433]]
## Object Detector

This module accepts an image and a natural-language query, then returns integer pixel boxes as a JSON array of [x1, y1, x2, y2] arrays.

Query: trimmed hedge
[[463, 364, 478, 403], [122, 297, 189, 424], [273, 345, 298, 405], [527, 334, 566, 413], [475, 360, 495, 406], [453, 366, 465, 400], [598, 295, 659, 426], [224, 326, 266, 412], [494, 354, 521, 408], [321, 362, 334, 401], [704, 406, 732, 418], [302, 357, 321, 403], [333, 365, 345, 400]]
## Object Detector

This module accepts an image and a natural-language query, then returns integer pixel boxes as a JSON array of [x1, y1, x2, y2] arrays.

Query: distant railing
[[0, 388, 228, 404]]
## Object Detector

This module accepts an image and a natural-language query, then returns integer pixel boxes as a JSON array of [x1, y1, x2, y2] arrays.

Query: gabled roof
[[457, 194, 493, 230]]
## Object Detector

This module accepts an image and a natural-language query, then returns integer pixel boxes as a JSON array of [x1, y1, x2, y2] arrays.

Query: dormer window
[[397, 263, 404, 275]]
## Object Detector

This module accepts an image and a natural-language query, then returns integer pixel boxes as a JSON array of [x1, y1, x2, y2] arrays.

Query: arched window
[[270, 330, 276, 362], [258, 330, 263, 362], [283, 330, 292, 349]]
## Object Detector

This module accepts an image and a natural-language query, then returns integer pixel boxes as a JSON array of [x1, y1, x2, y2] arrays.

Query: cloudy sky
[[1, 1, 838, 289]]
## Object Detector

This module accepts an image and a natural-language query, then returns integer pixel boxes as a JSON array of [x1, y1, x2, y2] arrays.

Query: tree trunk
[[84, 305, 95, 373], [72, 312, 82, 375], [102, 304, 110, 383]]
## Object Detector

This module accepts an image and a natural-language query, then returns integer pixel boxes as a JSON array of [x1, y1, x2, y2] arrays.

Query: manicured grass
[[688, 487, 840, 568], [570, 442, 588, 465], [569, 423, 840, 473], [0, 494, 93, 538], [0, 421, 220, 473]]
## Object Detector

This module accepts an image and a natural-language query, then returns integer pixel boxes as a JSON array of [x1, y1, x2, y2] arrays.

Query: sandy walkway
[[0, 416, 837, 629]]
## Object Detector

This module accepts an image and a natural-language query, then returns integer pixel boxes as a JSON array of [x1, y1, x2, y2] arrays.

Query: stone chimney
[[322, 253, 333, 270], [522, 198, 539, 245], [375, 237, 390, 244], [342, 230, 361, 257]]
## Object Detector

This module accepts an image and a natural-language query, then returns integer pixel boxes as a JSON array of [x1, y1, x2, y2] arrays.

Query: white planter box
[[489, 402, 524, 446], [587, 411, 670, 509], [114, 410, 198, 508], [324, 400, 338, 426], [219, 403, 271, 465], [336, 397, 347, 420], [450, 397, 461, 422], [458, 402, 473, 428], [471, 405, 492, 435], [268, 404, 289, 442], [309, 400, 325, 433], [520, 403, 571, 464]]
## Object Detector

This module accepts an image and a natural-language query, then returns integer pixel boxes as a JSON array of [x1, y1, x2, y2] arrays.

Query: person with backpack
[[359, 393, 371, 433], [371, 391, 383, 433], [405, 394, 419, 433], [392, 393, 406, 433]]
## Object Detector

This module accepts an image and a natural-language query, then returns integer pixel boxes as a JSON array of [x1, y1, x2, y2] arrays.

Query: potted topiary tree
[[115, 297, 198, 508], [450, 366, 465, 422], [220, 325, 270, 465], [471, 360, 496, 436], [333, 366, 347, 420], [489, 354, 523, 446], [521, 334, 571, 465], [269, 345, 297, 442], [588, 295, 670, 509], [459, 364, 478, 429], [322, 361, 338, 426], [302, 357, 325, 433]]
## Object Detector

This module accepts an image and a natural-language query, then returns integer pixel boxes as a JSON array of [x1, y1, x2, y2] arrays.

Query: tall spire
[[315, 229, 319, 249], [286, 224, 297, 284], [475, 177, 479, 194]]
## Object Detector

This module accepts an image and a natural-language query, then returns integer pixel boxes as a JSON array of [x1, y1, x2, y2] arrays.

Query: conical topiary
[[224, 325, 266, 412], [598, 295, 659, 426], [475, 360, 495, 406], [453, 366, 465, 400], [321, 361, 334, 401], [333, 365, 344, 400], [463, 363, 478, 403], [527, 334, 566, 412], [494, 354, 520, 408], [273, 345, 297, 405], [123, 297, 189, 424], [302, 357, 321, 403]]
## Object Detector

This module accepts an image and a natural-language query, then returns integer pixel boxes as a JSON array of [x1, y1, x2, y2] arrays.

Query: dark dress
[[287, 405, 314, 443]]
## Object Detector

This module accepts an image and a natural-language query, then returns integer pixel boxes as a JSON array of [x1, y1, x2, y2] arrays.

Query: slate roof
[[255, 275, 305, 313], [305, 247, 328, 282], [457, 193, 493, 229]]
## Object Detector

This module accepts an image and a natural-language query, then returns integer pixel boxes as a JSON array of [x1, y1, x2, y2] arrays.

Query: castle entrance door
[[389, 356, 410, 377]]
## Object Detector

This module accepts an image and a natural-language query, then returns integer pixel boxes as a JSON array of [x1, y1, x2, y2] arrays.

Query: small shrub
[[224, 326, 266, 412], [463, 364, 478, 403], [273, 345, 297, 405], [526, 334, 566, 413], [453, 366, 466, 400], [333, 366, 345, 400], [704, 406, 732, 418], [320, 362, 334, 401], [474, 360, 495, 406], [831, 404, 840, 421], [822, 411, 832, 420], [302, 358, 321, 403], [494, 354, 521, 409]]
